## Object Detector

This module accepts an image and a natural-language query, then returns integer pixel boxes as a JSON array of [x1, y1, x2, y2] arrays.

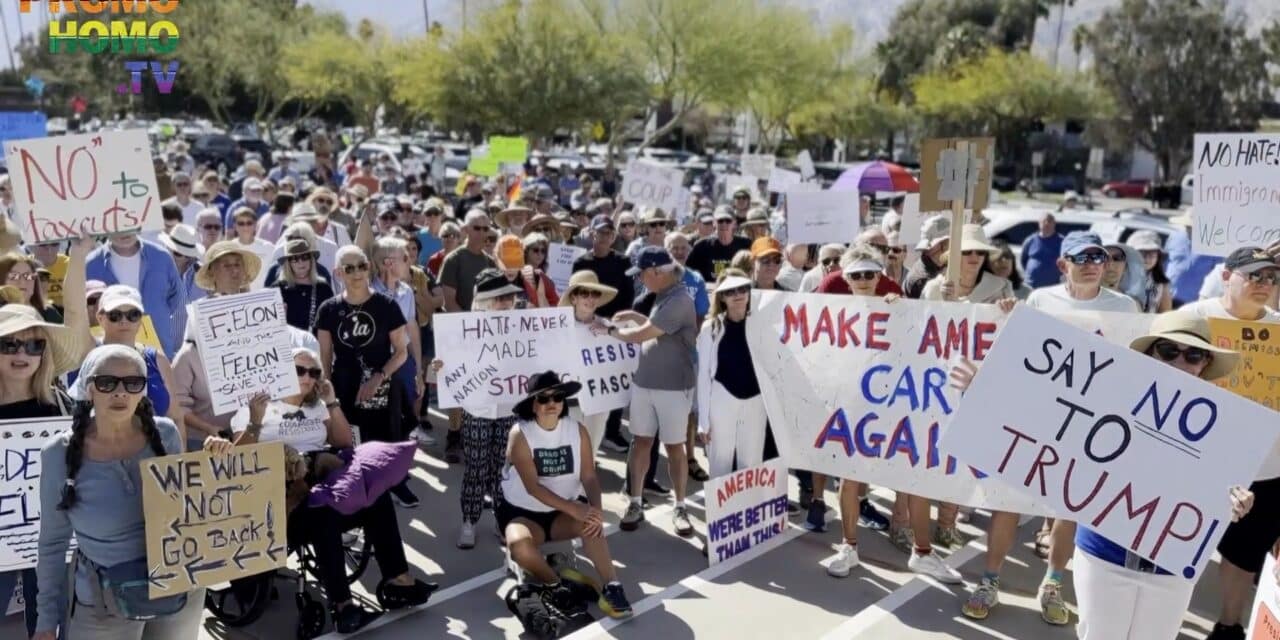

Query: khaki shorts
[[628, 386, 694, 445]]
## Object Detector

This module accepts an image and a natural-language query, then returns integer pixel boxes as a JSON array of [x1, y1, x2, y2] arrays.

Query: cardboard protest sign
[[142, 442, 287, 597], [191, 290, 300, 416], [1192, 134, 1280, 257], [1209, 318, 1280, 410], [433, 307, 577, 409], [0, 418, 70, 572], [91, 314, 163, 351], [622, 161, 687, 217], [5, 129, 161, 244], [796, 150, 816, 180], [564, 322, 640, 415], [546, 243, 586, 298], [704, 460, 788, 567], [767, 167, 802, 193], [746, 291, 1048, 514], [919, 137, 994, 212], [784, 189, 860, 245], [942, 306, 1277, 579], [1250, 554, 1280, 640], [0, 112, 46, 149], [740, 154, 776, 180]]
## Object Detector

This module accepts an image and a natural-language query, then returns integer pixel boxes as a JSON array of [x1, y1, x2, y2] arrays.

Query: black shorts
[[496, 496, 587, 540], [1217, 476, 1280, 573]]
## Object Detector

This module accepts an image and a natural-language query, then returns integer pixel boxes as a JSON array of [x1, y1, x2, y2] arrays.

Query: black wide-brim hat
[[513, 370, 582, 416]]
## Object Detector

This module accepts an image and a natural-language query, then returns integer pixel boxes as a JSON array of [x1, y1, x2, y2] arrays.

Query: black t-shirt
[[0, 397, 61, 420], [315, 292, 406, 383], [714, 318, 760, 398], [572, 250, 635, 318], [277, 280, 335, 332], [687, 236, 752, 283]]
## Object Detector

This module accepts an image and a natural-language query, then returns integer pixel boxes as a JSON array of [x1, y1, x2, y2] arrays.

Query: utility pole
[[0, 4, 16, 71], [422, 0, 430, 34]]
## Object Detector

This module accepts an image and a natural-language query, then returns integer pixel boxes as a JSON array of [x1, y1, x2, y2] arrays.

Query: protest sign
[[1249, 554, 1280, 640], [919, 137, 994, 212], [564, 322, 640, 415], [746, 291, 1048, 514], [5, 129, 161, 244], [784, 189, 860, 244], [546, 243, 586, 303], [467, 153, 499, 177], [740, 154, 777, 180], [433, 307, 577, 409], [622, 161, 687, 218], [0, 418, 70, 572], [191, 289, 300, 416], [489, 136, 528, 165], [142, 442, 287, 597], [898, 193, 925, 248], [1191, 134, 1280, 257], [767, 167, 802, 193], [704, 460, 788, 567], [942, 306, 1277, 579], [796, 150, 816, 180], [91, 313, 163, 351], [0, 112, 46, 150], [1209, 317, 1280, 410]]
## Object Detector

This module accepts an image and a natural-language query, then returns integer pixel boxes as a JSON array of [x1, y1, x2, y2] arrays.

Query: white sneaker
[[825, 543, 860, 578], [457, 521, 476, 549], [908, 551, 962, 584], [412, 427, 436, 446]]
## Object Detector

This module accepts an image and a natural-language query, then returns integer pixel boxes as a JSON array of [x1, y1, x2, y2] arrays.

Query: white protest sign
[[564, 322, 640, 415], [767, 167, 802, 193], [1191, 134, 1280, 256], [622, 161, 687, 218], [430, 156, 446, 182], [5, 129, 161, 244], [0, 418, 70, 572], [704, 460, 789, 567], [724, 175, 756, 201], [433, 307, 577, 409], [942, 306, 1277, 579], [899, 193, 924, 248], [796, 150, 816, 180], [784, 189, 861, 244], [746, 291, 1049, 514], [546, 243, 586, 298], [740, 154, 776, 180], [1249, 553, 1280, 639], [6, 575, 22, 615], [192, 289, 300, 416]]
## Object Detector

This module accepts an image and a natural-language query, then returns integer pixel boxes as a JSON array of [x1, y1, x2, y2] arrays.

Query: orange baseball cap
[[750, 236, 782, 259]]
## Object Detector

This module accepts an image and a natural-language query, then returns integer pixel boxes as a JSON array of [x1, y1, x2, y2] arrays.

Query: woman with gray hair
[[262, 221, 336, 288], [371, 236, 426, 502]]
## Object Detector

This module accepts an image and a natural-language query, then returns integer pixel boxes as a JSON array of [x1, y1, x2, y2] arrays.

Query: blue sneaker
[[858, 498, 890, 531], [803, 499, 826, 532]]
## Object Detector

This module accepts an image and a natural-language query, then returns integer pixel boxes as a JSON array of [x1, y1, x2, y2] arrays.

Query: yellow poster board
[[90, 314, 162, 351], [141, 442, 287, 598], [1209, 318, 1280, 410]]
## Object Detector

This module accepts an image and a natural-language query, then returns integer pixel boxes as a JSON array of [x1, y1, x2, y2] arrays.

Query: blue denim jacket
[[84, 239, 188, 358]]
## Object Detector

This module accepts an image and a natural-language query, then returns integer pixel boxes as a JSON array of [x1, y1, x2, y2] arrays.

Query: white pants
[[1073, 549, 1195, 640], [568, 405, 607, 455], [629, 386, 693, 445], [705, 382, 768, 479]]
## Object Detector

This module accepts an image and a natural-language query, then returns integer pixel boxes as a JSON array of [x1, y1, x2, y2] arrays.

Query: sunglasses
[[0, 337, 45, 356], [715, 219, 734, 226], [528, 247, 546, 254], [471, 225, 491, 232], [442, 234, 460, 241], [845, 271, 878, 281], [887, 247, 905, 254], [1243, 270, 1280, 285], [105, 309, 143, 323], [341, 262, 370, 274], [574, 289, 603, 299], [757, 256, 782, 266], [235, 220, 256, 227], [1065, 252, 1108, 265], [1151, 340, 1211, 366], [720, 285, 751, 298], [534, 393, 566, 405], [201, 224, 223, 231], [821, 257, 840, 267], [175, 182, 192, 188], [960, 250, 987, 257], [870, 243, 890, 254], [91, 375, 147, 394], [647, 222, 667, 229], [1107, 251, 1126, 262], [287, 254, 313, 263], [295, 365, 323, 379]]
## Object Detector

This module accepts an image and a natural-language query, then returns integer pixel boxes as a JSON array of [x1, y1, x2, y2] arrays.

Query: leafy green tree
[[790, 73, 914, 156], [1074, 0, 1271, 178]]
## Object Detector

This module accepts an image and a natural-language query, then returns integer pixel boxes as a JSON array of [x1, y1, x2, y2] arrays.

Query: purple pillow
[[308, 441, 416, 515]]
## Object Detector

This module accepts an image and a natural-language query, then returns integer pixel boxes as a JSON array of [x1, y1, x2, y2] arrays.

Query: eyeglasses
[[1107, 251, 1126, 262], [821, 257, 840, 267], [201, 224, 223, 232], [105, 309, 143, 323], [6, 272, 33, 281], [295, 365, 323, 379], [960, 250, 987, 257], [0, 337, 45, 356], [1065, 252, 1108, 265], [574, 290, 603, 299], [756, 256, 782, 266], [91, 375, 147, 394], [1151, 340, 1211, 366], [1243, 270, 1280, 285], [845, 271, 878, 281], [287, 254, 313, 264], [341, 262, 370, 274], [720, 285, 751, 298], [534, 393, 566, 405]]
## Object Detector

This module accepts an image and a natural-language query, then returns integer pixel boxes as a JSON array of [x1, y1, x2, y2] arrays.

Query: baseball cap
[[98, 284, 146, 313], [751, 236, 783, 259], [916, 215, 951, 250], [732, 186, 751, 199], [713, 207, 735, 222], [626, 245, 677, 276], [1225, 246, 1279, 275], [1061, 231, 1106, 257], [590, 214, 615, 231]]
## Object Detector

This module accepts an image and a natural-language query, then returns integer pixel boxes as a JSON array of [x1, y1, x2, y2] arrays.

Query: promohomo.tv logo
[[19, 0, 181, 95]]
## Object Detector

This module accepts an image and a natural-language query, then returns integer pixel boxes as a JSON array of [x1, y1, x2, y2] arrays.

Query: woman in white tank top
[[497, 371, 633, 619]]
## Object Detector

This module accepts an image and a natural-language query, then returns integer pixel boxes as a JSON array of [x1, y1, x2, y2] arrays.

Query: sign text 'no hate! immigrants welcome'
[[22, 0, 182, 95]]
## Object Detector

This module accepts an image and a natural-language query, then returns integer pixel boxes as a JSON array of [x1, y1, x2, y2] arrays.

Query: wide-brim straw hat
[[958, 223, 999, 255], [196, 241, 263, 291], [523, 213, 560, 236], [559, 270, 618, 308], [0, 305, 79, 375], [496, 204, 534, 230], [1129, 310, 1240, 381]]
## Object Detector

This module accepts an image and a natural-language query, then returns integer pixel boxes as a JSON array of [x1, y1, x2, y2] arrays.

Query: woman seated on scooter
[[203, 347, 438, 633], [499, 371, 633, 623]]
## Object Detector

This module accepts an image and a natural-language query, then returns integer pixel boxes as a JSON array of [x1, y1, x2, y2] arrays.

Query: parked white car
[[983, 206, 1180, 259]]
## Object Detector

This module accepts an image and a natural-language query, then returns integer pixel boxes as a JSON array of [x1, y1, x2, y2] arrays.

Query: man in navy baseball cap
[[626, 245, 682, 277]]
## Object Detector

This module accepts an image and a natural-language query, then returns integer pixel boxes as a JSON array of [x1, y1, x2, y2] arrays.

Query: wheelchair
[[204, 528, 373, 639]]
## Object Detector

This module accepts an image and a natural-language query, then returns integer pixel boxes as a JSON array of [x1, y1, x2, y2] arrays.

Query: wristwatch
[[325, 401, 340, 409]]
